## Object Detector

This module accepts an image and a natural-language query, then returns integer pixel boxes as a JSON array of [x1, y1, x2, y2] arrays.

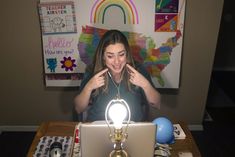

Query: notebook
[[79, 121, 156, 157]]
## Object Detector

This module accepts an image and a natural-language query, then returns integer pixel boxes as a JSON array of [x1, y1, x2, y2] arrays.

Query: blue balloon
[[152, 117, 174, 144]]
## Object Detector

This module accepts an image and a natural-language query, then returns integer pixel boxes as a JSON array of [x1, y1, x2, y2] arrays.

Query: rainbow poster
[[90, 0, 139, 24]]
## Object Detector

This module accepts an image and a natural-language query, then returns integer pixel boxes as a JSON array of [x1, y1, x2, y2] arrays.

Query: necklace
[[108, 71, 121, 99]]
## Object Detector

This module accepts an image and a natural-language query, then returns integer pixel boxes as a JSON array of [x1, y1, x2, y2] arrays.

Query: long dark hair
[[91, 29, 136, 95]]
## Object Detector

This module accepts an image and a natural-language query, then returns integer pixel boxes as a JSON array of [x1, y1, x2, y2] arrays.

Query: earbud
[[107, 71, 112, 78]]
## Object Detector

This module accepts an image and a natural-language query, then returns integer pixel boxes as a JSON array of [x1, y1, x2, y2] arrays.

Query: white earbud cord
[[107, 71, 123, 99]]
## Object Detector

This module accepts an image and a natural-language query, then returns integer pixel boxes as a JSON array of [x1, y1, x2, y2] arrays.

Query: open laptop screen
[[80, 122, 156, 157]]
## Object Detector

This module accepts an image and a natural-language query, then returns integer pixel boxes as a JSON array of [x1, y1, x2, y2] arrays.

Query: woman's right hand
[[85, 68, 108, 91]]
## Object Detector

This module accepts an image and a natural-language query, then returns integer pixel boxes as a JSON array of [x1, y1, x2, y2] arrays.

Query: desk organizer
[[33, 136, 73, 157]]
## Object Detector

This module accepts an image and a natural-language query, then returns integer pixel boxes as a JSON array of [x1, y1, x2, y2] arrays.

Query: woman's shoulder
[[78, 65, 93, 93], [135, 62, 148, 75], [134, 61, 153, 85], [80, 65, 93, 83], [85, 64, 93, 73], [83, 65, 93, 75]]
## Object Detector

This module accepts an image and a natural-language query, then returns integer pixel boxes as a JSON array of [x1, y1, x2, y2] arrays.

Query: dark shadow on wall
[[59, 87, 79, 120], [43, 86, 79, 121], [213, 0, 235, 69]]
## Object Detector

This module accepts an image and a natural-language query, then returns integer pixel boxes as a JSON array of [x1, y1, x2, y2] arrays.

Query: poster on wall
[[38, 0, 86, 86], [39, 0, 186, 88]]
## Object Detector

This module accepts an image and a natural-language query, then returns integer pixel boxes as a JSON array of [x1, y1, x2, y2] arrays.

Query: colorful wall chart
[[39, 0, 186, 88], [76, 0, 186, 88]]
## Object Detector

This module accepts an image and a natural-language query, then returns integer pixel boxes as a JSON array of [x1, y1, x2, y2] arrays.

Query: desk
[[27, 121, 201, 157]]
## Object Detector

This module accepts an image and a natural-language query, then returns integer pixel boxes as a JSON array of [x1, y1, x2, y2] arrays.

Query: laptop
[[80, 121, 156, 157]]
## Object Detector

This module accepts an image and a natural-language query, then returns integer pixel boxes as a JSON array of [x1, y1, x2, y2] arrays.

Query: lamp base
[[109, 149, 129, 157]]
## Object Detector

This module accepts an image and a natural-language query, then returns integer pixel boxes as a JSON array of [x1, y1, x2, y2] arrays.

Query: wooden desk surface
[[170, 122, 201, 157], [27, 121, 201, 157]]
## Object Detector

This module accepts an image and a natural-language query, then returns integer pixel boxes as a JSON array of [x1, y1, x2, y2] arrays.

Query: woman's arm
[[74, 68, 108, 113], [126, 64, 161, 109], [74, 83, 93, 113], [140, 78, 161, 109]]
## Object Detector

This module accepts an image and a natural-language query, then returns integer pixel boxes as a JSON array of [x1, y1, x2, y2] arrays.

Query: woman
[[74, 30, 161, 121]]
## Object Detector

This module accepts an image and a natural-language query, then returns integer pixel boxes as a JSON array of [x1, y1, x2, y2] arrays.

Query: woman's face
[[104, 43, 127, 75]]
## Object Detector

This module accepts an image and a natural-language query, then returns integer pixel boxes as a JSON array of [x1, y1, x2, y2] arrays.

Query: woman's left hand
[[126, 64, 148, 88]]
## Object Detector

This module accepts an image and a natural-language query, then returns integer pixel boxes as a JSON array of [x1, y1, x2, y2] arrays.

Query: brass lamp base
[[109, 149, 129, 157]]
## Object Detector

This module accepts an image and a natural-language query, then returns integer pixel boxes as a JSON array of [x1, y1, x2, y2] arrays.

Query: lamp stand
[[109, 148, 128, 157], [109, 129, 129, 157]]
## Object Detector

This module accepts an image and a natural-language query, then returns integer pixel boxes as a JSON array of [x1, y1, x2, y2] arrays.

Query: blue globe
[[152, 117, 174, 144]]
